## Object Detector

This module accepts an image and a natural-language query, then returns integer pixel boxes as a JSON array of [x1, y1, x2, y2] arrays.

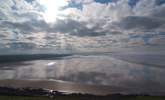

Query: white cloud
[[133, 0, 156, 16]]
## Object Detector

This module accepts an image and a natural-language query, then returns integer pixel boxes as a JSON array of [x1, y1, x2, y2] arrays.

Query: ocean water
[[0, 53, 165, 95]]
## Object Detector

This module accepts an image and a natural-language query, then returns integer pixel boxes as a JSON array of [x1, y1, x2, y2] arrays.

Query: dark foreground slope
[[0, 87, 165, 100], [0, 95, 165, 100]]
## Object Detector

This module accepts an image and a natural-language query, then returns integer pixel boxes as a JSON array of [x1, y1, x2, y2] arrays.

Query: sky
[[0, 0, 165, 53]]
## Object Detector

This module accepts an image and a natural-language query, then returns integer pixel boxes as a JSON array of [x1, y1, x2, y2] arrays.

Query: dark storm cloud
[[1, 21, 35, 33], [151, 5, 165, 19], [109, 31, 123, 35], [51, 19, 107, 36], [0, 19, 107, 37], [13, 12, 43, 20], [117, 16, 165, 31], [155, 0, 165, 5], [7, 42, 36, 49], [0, 20, 48, 33], [0, 12, 6, 20]]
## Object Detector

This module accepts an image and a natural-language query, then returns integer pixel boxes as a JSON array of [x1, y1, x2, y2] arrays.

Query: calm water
[[0, 53, 165, 95]]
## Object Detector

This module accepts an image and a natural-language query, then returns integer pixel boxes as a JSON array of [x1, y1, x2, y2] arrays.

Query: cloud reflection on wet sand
[[0, 54, 165, 95]]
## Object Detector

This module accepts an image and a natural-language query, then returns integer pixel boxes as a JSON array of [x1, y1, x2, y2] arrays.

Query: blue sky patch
[[25, 0, 34, 3], [95, 0, 112, 4], [62, 0, 83, 10], [128, 0, 139, 8]]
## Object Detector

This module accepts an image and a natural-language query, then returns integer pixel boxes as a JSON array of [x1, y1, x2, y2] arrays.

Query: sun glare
[[39, 0, 68, 23]]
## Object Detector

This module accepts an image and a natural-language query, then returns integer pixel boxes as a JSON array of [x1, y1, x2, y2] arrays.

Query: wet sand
[[0, 79, 129, 95], [0, 54, 165, 96]]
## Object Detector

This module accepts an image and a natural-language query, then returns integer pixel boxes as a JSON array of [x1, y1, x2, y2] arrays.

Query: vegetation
[[0, 87, 165, 100], [0, 95, 165, 100]]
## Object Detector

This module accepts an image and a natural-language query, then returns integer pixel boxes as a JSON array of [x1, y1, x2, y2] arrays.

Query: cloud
[[127, 37, 145, 46], [51, 19, 107, 36], [7, 42, 37, 49], [117, 16, 165, 31], [65, 0, 165, 38], [0, 20, 48, 33], [1, 18, 108, 37], [148, 36, 165, 45], [69, 0, 94, 4], [0, 0, 165, 50]]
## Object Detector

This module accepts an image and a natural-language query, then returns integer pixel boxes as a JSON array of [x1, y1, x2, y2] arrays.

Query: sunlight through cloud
[[38, 0, 69, 23]]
